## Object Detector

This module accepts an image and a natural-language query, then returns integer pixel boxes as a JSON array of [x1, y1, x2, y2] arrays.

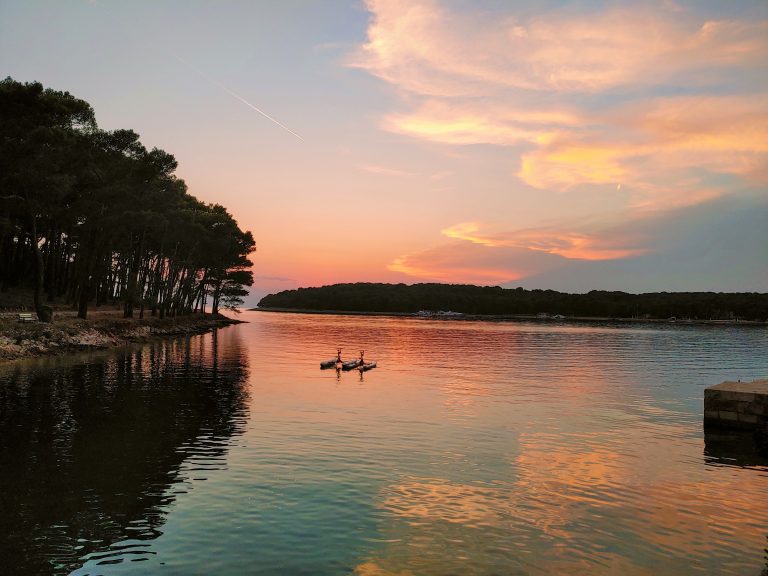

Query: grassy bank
[[0, 310, 242, 364]]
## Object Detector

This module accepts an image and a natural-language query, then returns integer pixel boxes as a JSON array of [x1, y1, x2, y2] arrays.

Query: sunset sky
[[2, 0, 766, 303]]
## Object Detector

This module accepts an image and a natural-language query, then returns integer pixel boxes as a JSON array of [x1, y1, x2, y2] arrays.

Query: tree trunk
[[77, 276, 90, 319], [29, 213, 53, 322], [124, 230, 145, 318], [211, 279, 222, 315]]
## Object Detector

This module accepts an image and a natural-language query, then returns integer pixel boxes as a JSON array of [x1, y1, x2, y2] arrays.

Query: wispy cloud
[[351, 0, 767, 95], [382, 100, 582, 146], [441, 222, 648, 261], [388, 246, 531, 285], [357, 163, 417, 177], [429, 170, 454, 180]]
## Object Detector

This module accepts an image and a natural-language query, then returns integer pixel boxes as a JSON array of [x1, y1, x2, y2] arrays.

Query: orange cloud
[[388, 250, 524, 285], [519, 143, 628, 190], [383, 100, 582, 146], [353, 1, 768, 208], [387, 238, 567, 284], [441, 221, 648, 261], [378, 93, 768, 199], [386, 193, 756, 283], [440, 223, 497, 247], [519, 94, 768, 194]]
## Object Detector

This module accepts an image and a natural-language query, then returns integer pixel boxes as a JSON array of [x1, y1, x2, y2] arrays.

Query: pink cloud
[[386, 195, 768, 288], [387, 201, 711, 283], [441, 222, 648, 261], [357, 163, 417, 177], [387, 235, 571, 285], [352, 1, 768, 95], [387, 243, 530, 285], [352, 1, 768, 208]]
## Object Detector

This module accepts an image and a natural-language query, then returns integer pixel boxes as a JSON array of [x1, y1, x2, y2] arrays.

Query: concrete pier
[[704, 379, 768, 430]]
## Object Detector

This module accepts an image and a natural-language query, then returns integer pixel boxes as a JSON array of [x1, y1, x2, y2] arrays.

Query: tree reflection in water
[[0, 328, 248, 575]]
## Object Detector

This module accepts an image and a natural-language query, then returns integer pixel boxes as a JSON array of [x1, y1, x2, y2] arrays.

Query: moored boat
[[320, 348, 343, 369], [341, 358, 362, 371], [320, 350, 374, 371]]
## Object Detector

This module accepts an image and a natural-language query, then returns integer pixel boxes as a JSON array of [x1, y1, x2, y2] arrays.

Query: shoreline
[[250, 307, 767, 327], [0, 312, 244, 365]]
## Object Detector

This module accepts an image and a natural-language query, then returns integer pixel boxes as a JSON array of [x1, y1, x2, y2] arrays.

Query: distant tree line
[[0, 78, 255, 321], [258, 283, 768, 321]]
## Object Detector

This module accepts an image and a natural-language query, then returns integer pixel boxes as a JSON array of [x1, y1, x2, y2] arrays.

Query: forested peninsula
[[0, 78, 254, 360], [257, 283, 768, 322]]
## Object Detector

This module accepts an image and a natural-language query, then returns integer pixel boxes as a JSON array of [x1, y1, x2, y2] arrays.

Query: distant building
[[416, 310, 464, 317]]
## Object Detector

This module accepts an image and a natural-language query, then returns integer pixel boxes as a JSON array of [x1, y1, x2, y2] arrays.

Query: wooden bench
[[17, 313, 36, 323]]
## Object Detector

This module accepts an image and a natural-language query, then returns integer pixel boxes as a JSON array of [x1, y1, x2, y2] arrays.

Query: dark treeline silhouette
[[0, 78, 254, 322], [258, 283, 768, 321]]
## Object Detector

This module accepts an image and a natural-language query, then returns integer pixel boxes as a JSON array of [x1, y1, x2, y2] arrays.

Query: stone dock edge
[[704, 379, 768, 430]]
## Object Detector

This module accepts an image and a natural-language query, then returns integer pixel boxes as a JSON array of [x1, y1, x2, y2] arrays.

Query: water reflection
[[704, 426, 768, 468], [2, 312, 767, 575], [0, 328, 248, 575]]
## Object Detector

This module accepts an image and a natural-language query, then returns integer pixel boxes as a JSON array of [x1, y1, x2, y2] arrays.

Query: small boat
[[341, 359, 362, 371], [320, 350, 374, 371], [321, 349, 343, 369]]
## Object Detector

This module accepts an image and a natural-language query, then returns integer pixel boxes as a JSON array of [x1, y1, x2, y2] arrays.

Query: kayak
[[341, 359, 362, 371], [321, 349, 344, 369], [320, 354, 373, 371]]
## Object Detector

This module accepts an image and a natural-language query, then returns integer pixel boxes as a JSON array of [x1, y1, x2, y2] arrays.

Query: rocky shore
[[0, 312, 242, 364]]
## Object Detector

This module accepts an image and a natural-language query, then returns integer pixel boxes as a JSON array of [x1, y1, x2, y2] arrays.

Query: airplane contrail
[[174, 54, 304, 142]]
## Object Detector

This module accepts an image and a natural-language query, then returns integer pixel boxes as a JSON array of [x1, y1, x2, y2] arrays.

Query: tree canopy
[[1, 77, 255, 320]]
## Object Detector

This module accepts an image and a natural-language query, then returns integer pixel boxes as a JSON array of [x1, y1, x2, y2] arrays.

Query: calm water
[[1, 312, 767, 575]]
